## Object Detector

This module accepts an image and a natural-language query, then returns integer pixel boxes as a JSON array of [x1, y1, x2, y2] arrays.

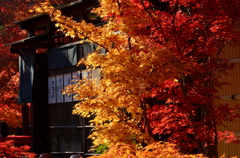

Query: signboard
[[56, 75, 64, 103], [48, 69, 99, 103], [82, 70, 91, 80], [92, 68, 100, 85], [48, 76, 56, 104], [72, 71, 81, 101], [64, 73, 72, 102]]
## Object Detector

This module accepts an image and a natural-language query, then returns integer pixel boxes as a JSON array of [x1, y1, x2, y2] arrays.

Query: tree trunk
[[140, 99, 154, 143], [203, 123, 219, 158]]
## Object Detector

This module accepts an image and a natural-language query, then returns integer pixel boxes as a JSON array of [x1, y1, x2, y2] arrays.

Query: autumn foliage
[[0, 140, 35, 158], [36, 0, 240, 157], [0, 0, 29, 127], [91, 142, 205, 158]]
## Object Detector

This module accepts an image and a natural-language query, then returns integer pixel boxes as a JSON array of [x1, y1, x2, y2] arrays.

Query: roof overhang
[[14, 0, 96, 30], [6, 32, 49, 53]]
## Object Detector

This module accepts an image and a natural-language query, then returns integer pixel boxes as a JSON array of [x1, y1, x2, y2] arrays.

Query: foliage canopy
[[36, 0, 240, 157]]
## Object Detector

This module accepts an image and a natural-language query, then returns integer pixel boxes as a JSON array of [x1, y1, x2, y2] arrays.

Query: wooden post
[[22, 103, 30, 135]]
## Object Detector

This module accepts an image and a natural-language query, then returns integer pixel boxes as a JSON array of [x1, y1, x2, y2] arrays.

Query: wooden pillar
[[31, 53, 49, 154], [22, 103, 30, 135]]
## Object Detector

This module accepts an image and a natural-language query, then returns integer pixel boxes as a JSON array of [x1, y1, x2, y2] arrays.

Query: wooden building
[[7, 0, 102, 157], [7, 0, 240, 157], [216, 43, 240, 157]]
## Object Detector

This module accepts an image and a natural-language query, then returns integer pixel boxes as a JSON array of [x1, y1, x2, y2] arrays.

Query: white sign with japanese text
[[72, 71, 81, 101], [48, 76, 56, 104], [64, 73, 72, 102], [56, 75, 64, 103]]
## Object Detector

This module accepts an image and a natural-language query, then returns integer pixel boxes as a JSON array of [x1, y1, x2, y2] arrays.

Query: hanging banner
[[82, 70, 92, 80], [56, 75, 64, 103], [48, 76, 56, 104], [72, 71, 81, 101], [18, 50, 35, 103], [64, 73, 72, 102], [92, 68, 101, 85]]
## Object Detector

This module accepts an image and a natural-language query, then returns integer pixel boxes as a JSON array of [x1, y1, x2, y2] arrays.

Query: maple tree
[[91, 142, 205, 158], [0, 0, 30, 127], [0, 140, 36, 158], [36, 0, 240, 157]]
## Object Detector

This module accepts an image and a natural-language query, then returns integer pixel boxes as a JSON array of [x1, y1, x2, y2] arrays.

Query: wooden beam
[[229, 58, 240, 63], [219, 95, 240, 100]]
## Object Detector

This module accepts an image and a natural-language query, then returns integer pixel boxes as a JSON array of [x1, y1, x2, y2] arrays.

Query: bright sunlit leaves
[[35, 0, 240, 157]]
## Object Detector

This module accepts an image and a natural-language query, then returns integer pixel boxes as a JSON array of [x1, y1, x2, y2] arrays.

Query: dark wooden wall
[[47, 44, 95, 158]]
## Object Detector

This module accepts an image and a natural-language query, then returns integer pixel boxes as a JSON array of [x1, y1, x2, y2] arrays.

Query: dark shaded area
[[0, 122, 8, 137]]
